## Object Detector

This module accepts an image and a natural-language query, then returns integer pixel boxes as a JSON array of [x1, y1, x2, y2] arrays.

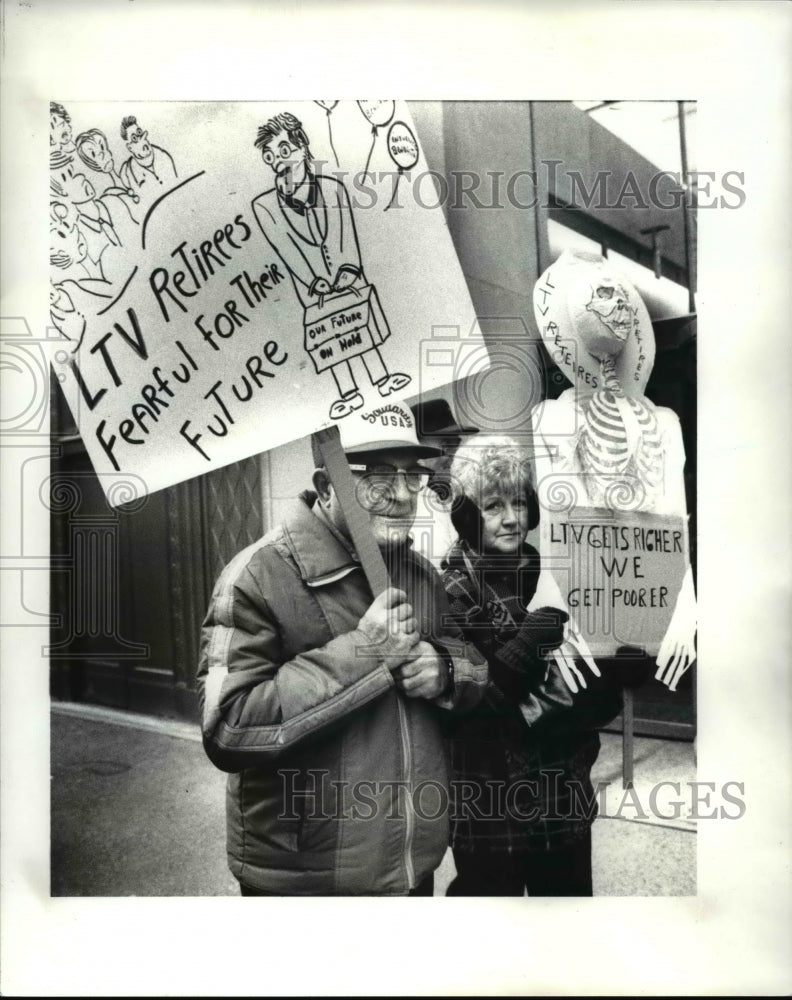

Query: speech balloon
[[384, 121, 420, 211], [387, 121, 419, 171], [357, 100, 395, 129]]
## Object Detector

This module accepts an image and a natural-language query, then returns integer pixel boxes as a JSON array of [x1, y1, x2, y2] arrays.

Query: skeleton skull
[[585, 280, 634, 342]]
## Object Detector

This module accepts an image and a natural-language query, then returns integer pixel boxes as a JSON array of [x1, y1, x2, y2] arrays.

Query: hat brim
[[345, 440, 443, 460], [420, 424, 479, 438]]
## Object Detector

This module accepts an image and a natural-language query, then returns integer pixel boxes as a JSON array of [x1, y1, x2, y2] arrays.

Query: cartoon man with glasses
[[118, 115, 177, 197], [251, 111, 410, 420]]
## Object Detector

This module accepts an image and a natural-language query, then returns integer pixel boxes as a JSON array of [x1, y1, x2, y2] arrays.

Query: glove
[[611, 644, 656, 689], [492, 606, 569, 693], [520, 606, 569, 658], [519, 656, 622, 734]]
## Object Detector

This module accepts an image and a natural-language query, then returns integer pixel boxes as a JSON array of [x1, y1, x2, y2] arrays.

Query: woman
[[441, 435, 620, 896]]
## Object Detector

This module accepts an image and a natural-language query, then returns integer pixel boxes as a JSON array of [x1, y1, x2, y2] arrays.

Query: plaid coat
[[441, 541, 617, 855]]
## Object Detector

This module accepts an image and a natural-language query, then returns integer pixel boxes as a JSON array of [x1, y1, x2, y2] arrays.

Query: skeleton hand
[[528, 572, 601, 691], [551, 645, 587, 694], [656, 566, 696, 691]]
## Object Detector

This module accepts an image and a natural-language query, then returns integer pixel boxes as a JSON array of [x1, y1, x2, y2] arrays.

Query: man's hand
[[309, 276, 332, 298], [393, 641, 449, 700], [356, 587, 419, 668], [332, 264, 360, 292]]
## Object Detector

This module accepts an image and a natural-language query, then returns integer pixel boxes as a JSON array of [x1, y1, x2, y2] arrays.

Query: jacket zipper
[[396, 695, 416, 891]]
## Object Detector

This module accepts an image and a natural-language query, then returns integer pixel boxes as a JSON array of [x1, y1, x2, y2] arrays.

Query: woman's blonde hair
[[449, 435, 534, 506]]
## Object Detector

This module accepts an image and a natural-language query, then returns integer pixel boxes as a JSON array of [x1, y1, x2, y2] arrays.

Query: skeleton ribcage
[[578, 390, 632, 476], [578, 390, 665, 497], [626, 396, 664, 490]]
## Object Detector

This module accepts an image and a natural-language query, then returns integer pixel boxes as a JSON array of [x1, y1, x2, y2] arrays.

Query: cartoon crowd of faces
[[49, 102, 177, 349]]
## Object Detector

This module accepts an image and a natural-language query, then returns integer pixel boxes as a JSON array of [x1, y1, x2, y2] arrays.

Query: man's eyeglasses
[[348, 464, 432, 494], [262, 140, 300, 165]]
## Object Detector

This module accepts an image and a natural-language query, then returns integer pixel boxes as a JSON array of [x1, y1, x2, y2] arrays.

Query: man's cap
[[533, 249, 655, 397], [338, 400, 442, 461], [409, 398, 480, 440]]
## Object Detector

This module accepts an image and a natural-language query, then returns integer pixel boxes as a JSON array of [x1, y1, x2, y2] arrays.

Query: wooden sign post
[[312, 425, 390, 596]]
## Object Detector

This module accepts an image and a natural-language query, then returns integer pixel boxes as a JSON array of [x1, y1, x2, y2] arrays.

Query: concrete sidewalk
[[50, 702, 695, 897]]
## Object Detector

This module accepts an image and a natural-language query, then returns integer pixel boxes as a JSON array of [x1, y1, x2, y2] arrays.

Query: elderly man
[[197, 400, 488, 896]]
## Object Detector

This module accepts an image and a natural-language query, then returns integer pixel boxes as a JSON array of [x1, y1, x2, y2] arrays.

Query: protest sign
[[49, 101, 486, 503], [542, 506, 688, 657]]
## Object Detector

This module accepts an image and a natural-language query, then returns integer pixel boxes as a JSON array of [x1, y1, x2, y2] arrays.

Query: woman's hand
[[520, 606, 569, 657]]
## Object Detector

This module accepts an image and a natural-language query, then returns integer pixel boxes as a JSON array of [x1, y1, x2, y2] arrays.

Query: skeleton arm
[[653, 409, 697, 689]]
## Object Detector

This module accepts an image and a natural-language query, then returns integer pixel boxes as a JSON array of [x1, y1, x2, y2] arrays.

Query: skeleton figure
[[577, 279, 665, 508], [532, 250, 696, 692]]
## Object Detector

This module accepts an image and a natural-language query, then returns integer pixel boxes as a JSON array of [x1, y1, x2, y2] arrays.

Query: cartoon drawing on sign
[[530, 250, 696, 692], [49, 198, 113, 352], [47, 101, 485, 501], [384, 120, 419, 211], [50, 199, 104, 284], [50, 157, 122, 273], [313, 100, 340, 168], [75, 128, 141, 222], [118, 115, 178, 198], [49, 103, 133, 349], [48, 104, 196, 352], [251, 111, 411, 420], [357, 100, 395, 182], [50, 101, 76, 162]]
